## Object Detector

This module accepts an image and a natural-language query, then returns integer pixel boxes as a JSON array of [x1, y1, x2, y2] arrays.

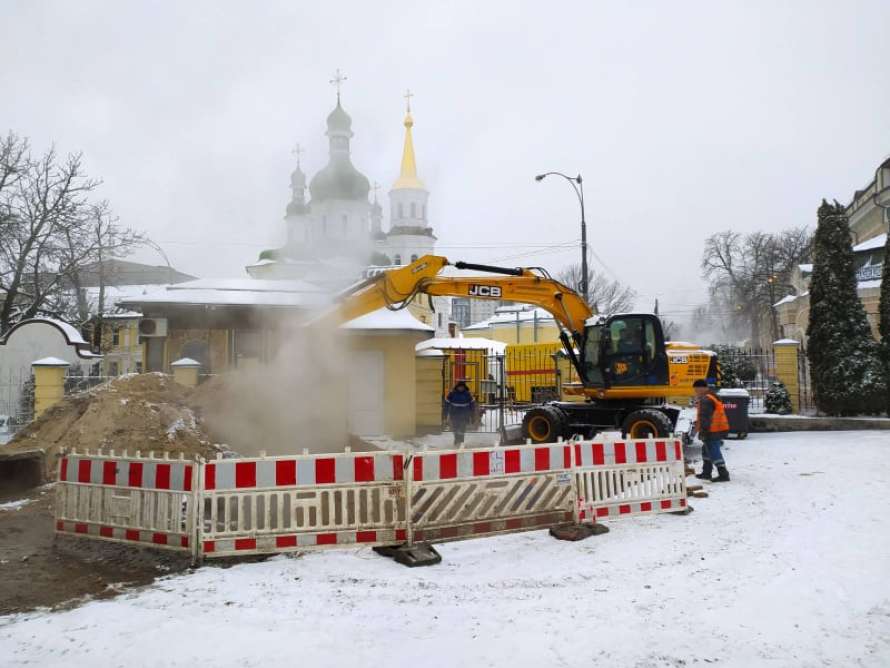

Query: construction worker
[[445, 381, 475, 446], [693, 379, 730, 482]]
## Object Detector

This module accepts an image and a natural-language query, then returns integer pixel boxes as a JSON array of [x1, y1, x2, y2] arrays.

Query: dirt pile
[[5, 373, 221, 479]]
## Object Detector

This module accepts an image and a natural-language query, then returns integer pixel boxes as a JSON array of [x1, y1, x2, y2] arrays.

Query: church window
[[342, 214, 348, 237], [411, 254, 418, 263], [421, 204, 426, 219], [322, 215, 327, 237], [398, 203, 404, 219], [410, 202, 416, 218], [394, 254, 402, 265]]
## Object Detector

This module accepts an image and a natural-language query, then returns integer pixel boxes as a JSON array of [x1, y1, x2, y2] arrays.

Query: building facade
[[774, 157, 888, 342]]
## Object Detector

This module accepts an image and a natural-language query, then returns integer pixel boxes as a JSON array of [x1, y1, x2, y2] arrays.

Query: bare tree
[[558, 263, 637, 315], [701, 227, 811, 345], [0, 132, 145, 336]]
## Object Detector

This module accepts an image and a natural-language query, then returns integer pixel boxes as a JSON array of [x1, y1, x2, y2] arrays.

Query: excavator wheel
[[621, 409, 673, 439], [522, 405, 568, 444]]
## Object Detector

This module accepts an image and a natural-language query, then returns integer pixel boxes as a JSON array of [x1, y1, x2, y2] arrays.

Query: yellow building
[[462, 305, 560, 345]]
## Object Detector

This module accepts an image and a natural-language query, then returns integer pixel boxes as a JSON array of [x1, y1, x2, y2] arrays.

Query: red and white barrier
[[573, 438, 687, 522], [55, 437, 687, 562], [55, 449, 198, 559], [199, 451, 407, 558], [408, 443, 576, 544]]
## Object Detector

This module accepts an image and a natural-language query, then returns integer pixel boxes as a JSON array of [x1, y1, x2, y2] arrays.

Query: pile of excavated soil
[[4, 373, 222, 479]]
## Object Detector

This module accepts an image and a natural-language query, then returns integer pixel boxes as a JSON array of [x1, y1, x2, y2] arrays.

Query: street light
[[535, 171, 588, 304]]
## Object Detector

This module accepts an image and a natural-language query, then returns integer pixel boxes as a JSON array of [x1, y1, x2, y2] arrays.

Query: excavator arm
[[316, 255, 593, 340]]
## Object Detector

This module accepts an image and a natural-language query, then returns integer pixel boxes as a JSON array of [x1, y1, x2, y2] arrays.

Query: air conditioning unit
[[138, 318, 168, 337]]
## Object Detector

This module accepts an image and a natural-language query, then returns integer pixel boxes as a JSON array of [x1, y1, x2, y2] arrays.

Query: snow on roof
[[467, 307, 556, 330], [853, 233, 887, 253], [342, 308, 435, 332], [717, 388, 750, 397], [102, 311, 143, 320], [31, 356, 71, 366], [43, 318, 88, 346], [798, 263, 813, 273], [119, 278, 328, 308], [170, 357, 202, 367], [859, 279, 883, 290], [416, 337, 507, 354], [416, 348, 445, 357], [774, 338, 800, 345], [82, 284, 171, 315]]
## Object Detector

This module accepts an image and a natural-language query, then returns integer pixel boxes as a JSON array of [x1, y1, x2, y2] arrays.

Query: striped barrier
[[199, 451, 407, 558], [55, 449, 198, 559], [573, 438, 687, 522], [54, 437, 687, 563], [408, 443, 575, 543]]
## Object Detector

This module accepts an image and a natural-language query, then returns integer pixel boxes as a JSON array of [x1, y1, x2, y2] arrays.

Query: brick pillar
[[32, 357, 70, 418], [171, 357, 201, 388], [773, 339, 801, 413]]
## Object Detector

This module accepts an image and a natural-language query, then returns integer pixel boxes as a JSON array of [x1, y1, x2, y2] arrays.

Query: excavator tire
[[522, 405, 568, 444], [621, 409, 673, 439]]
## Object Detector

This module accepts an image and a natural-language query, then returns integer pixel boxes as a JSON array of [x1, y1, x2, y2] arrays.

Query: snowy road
[[2, 431, 889, 667]]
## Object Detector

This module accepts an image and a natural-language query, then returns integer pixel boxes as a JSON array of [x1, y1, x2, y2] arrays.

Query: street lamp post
[[535, 172, 588, 304]]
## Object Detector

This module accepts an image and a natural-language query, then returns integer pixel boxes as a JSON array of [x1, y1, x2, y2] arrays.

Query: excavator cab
[[581, 314, 669, 389]]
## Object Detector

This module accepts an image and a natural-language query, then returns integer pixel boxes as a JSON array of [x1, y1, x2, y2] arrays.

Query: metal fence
[[440, 349, 575, 434], [65, 372, 115, 395], [0, 368, 34, 444], [714, 346, 813, 414]]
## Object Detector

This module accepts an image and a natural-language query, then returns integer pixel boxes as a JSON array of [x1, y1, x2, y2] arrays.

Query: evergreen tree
[[806, 200, 887, 415], [765, 381, 792, 415], [879, 229, 890, 414]]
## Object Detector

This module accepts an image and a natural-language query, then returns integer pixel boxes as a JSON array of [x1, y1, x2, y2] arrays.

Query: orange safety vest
[[697, 393, 730, 434]]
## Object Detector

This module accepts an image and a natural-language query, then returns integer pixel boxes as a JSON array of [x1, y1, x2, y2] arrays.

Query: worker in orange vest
[[693, 379, 730, 482]]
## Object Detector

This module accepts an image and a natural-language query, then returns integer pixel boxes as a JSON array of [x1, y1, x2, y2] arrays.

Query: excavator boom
[[317, 254, 593, 337]]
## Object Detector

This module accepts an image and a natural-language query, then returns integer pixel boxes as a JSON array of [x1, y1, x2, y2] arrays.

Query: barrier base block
[[670, 506, 695, 516], [549, 522, 609, 541], [374, 542, 442, 567]]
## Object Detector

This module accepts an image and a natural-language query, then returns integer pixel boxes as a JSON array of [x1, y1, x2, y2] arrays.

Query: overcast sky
[[2, 0, 888, 319]]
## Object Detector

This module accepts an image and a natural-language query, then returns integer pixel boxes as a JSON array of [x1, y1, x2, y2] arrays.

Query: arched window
[[411, 254, 418, 263], [322, 215, 327, 237], [421, 204, 426, 219], [394, 254, 402, 265], [410, 202, 416, 218], [342, 214, 348, 237], [398, 203, 404, 218]]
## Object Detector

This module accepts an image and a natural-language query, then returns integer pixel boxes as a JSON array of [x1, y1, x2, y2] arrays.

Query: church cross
[[404, 88, 414, 112], [330, 68, 347, 102], [291, 143, 304, 167]]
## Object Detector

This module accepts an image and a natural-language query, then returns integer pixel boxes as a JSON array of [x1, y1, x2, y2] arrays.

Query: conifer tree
[[765, 381, 792, 415], [806, 200, 886, 415], [879, 229, 890, 414]]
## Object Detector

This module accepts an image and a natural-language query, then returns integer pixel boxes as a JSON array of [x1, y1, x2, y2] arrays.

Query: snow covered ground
[[2, 431, 890, 667]]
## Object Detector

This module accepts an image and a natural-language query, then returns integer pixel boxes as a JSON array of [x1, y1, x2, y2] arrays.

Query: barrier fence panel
[[55, 438, 688, 561], [55, 449, 198, 560], [407, 442, 576, 544], [573, 437, 687, 522], [199, 451, 407, 558]]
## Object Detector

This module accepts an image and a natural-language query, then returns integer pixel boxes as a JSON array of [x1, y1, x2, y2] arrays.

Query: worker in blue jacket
[[445, 381, 475, 446]]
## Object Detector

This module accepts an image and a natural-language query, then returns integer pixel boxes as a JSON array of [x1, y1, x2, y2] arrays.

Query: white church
[[247, 89, 437, 284]]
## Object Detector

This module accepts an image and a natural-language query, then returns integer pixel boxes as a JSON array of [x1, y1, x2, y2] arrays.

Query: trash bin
[[717, 389, 750, 439]]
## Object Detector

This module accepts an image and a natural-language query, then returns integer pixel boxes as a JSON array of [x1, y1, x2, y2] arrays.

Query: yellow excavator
[[319, 255, 717, 443]]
